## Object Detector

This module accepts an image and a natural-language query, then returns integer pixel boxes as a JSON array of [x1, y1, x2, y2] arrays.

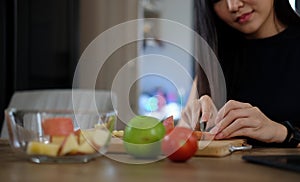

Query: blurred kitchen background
[[1, 0, 299, 131]]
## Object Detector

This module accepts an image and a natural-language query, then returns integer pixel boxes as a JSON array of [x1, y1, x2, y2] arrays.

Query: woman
[[180, 0, 300, 147]]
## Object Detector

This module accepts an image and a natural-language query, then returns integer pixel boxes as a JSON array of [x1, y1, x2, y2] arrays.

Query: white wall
[[138, 0, 194, 105], [78, 0, 139, 129], [77, 0, 194, 122], [289, 0, 296, 10]]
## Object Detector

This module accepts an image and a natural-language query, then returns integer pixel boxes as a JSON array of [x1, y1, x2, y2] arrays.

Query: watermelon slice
[[42, 117, 74, 136]]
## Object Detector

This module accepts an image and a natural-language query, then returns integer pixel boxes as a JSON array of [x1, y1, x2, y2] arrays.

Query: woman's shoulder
[[285, 24, 300, 38], [243, 25, 300, 45]]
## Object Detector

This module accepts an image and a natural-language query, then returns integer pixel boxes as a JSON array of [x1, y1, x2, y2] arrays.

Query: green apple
[[123, 115, 166, 159]]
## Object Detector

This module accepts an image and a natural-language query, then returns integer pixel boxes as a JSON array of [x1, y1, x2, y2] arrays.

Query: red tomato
[[162, 115, 175, 134], [161, 127, 198, 162], [42, 117, 74, 136]]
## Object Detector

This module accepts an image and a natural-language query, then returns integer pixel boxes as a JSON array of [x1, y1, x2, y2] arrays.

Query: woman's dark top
[[222, 25, 300, 147]]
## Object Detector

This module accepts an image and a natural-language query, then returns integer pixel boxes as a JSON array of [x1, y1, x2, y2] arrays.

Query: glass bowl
[[5, 108, 116, 163]]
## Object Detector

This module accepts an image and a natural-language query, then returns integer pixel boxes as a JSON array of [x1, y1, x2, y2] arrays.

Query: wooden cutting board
[[107, 138, 250, 157], [195, 139, 248, 157]]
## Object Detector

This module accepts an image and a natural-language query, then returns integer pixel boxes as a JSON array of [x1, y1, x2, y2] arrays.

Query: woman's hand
[[180, 95, 218, 131], [212, 100, 288, 143]]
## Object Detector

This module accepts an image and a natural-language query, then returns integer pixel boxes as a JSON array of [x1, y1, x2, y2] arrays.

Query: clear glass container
[[5, 108, 116, 163]]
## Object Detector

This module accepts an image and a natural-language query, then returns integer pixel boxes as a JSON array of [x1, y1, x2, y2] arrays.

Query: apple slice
[[51, 136, 66, 145], [112, 130, 124, 138], [74, 129, 81, 142], [77, 140, 97, 154], [193, 131, 203, 140], [79, 129, 95, 144], [27, 141, 60, 157], [59, 133, 79, 156], [163, 115, 175, 134], [90, 129, 110, 150]]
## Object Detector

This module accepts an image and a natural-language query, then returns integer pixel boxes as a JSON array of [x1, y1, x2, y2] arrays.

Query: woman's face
[[212, 0, 284, 38]]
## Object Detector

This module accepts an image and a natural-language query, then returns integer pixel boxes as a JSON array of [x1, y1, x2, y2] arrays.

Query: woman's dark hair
[[275, 0, 300, 26], [194, 0, 300, 98]]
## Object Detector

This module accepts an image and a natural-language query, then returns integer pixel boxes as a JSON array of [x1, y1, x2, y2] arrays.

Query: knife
[[200, 120, 207, 132]]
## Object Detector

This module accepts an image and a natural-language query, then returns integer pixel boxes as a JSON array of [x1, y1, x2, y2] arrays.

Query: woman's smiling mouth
[[236, 10, 254, 23]]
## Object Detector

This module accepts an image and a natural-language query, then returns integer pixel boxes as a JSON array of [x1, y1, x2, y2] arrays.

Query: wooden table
[[1, 139, 300, 182]]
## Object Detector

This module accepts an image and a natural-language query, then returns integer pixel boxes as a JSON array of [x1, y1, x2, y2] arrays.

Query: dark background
[[0, 0, 79, 133]]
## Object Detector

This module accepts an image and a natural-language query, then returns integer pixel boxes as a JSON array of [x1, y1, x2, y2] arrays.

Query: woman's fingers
[[180, 107, 193, 128], [217, 108, 251, 132], [180, 95, 218, 131], [180, 100, 201, 129], [213, 106, 272, 141], [212, 100, 252, 132], [215, 117, 252, 139], [218, 127, 254, 139], [205, 100, 286, 143], [215, 100, 252, 123], [212, 104, 259, 137], [199, 95, 212, 122], [199, 95, 218, 131]]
